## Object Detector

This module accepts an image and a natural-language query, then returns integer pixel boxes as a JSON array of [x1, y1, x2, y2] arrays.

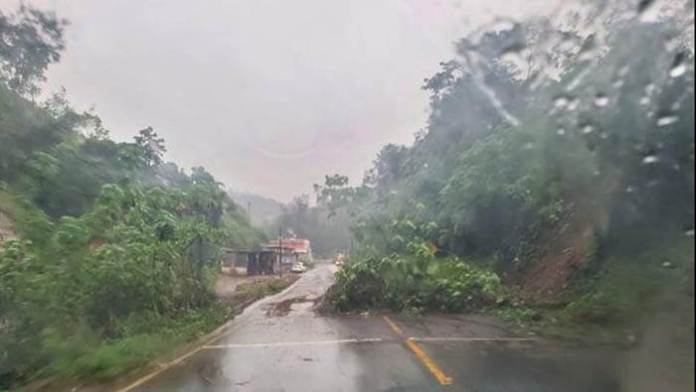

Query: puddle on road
[[266, 296, 319, 317], [290, 301, 314, 312]]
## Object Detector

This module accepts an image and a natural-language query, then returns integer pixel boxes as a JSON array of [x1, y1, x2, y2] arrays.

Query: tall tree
[[133, 126, 166, 167], [0, 5, 67, 96]]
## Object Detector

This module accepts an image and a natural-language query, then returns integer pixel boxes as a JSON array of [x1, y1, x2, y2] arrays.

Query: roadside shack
[[222, 238, 312, 276], [221, 248, 281, 275]]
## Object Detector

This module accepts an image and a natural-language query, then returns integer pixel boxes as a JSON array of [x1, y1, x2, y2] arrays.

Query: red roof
[[264, 238, 310, 252]]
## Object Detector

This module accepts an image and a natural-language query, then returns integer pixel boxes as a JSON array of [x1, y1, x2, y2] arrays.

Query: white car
[[290, 262, 307, 273]]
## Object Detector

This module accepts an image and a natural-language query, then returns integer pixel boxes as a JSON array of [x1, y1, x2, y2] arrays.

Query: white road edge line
[[203, 337, 385, 349], [201, 336, 537, 350], [412, 337, 537, 342]]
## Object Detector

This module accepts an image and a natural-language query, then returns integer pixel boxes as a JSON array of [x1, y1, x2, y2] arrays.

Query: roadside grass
[[20, 274, 298, 391]]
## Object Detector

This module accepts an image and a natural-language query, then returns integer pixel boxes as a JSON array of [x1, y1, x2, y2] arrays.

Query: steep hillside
[[323, 4, 694, 349], [0, 207, 16, 245]]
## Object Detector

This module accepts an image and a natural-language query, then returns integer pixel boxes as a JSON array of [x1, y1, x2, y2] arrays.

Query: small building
[[222, 248, 280, 275], [263, 238, 312, 265], [221, 238, 311, 275], [221, 238, 312, 276]]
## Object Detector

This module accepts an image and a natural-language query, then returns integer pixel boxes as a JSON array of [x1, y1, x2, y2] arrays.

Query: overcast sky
[[3, 0, 560, 201]]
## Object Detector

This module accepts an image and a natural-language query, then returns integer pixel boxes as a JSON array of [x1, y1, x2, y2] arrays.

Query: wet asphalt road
[[129, 262, 630, 392]]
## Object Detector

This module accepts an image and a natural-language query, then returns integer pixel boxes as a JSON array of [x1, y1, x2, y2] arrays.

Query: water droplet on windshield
[[581, 124, 595, 134], [502, 41, 526, 54], [638, 0, 654, 14], [594, 94, 609, 107], [670, 52, 687, 78], [657, 115, 679, 127], [578, 35, 596, 62], [642, 155, 659, 164], [500, 51, 528, 77], [639, 0, 661, 22], [618, 66, 629, 77], [670, 64, 687, 78], [556, 128, 566, 136], [553, 96, 569, 109], [489, 20, 516, 34], [567, 99, 580, 111]]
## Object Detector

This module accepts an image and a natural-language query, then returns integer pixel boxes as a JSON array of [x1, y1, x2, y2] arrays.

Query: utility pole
[[278, 227, 283, 276]]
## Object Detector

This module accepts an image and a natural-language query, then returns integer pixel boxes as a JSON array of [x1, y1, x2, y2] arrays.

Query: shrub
[[328, 244, 503, 313]]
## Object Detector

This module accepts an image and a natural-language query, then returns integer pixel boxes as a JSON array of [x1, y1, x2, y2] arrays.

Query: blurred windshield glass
[[0, 1, 693, 391]]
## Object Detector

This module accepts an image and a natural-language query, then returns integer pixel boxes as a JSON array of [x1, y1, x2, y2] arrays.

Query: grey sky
[[4, 0, 559, 201]]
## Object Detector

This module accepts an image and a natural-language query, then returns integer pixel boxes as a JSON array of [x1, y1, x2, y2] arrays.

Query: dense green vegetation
[[0, 6, 264, 388], [323, 3, 694, 342], [327, 227, 504, 314]]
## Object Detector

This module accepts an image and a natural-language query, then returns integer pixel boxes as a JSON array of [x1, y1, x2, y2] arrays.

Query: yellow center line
[[383, 316, 453, 386], [405, 338, 454, 385], [382, 315, 404, 336]]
